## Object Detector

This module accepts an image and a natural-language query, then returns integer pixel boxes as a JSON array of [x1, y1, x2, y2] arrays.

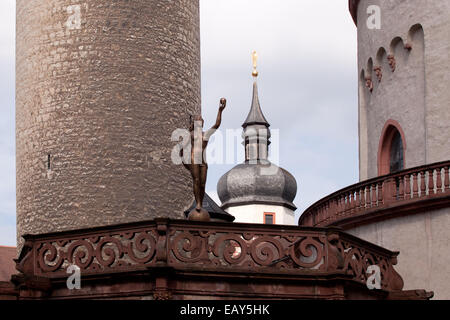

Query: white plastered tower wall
[[348, 207, 450, 300], [226, 204, 295, 225], [356, 0, 450, 181], [350, 0, 450, 299]]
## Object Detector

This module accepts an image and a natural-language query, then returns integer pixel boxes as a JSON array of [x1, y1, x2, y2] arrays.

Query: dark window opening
[[264, 212, 275, 225], [47, 154, 51, 170], [378, 121, 406, 176], [389, 131, 404, 173]]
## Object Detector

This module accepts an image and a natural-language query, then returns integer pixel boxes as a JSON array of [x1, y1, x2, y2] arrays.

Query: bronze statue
[[182, 98, 227, 221]]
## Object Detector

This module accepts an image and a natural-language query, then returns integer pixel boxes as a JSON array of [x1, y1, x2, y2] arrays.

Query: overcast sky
[[0, 0, 358, 246]]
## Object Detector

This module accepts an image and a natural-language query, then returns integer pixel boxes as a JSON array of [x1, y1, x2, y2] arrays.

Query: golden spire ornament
[[252, 50, 258, 78]]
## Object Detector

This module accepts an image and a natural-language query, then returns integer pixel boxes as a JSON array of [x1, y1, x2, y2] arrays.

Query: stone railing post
[[436, 167, 443, 194], [412, 173, 419, 198], [445, 166, 450, 192], [405, 174, 411, 200], [383, 178, 395, 204], [155, 219, 169, 265], [428, 169, 435, 195], [420, 171, 427, 197]]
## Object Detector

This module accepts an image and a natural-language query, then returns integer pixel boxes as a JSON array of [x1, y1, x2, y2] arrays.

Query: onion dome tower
[[217, 52, 297, 225]]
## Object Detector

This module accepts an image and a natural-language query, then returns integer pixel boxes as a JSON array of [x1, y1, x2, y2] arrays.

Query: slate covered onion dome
[[218, 162, 297, 211], [217, 69, 297, 213]]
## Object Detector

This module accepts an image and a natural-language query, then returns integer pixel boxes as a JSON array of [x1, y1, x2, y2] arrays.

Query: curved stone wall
[[348, 207, 450, 299]]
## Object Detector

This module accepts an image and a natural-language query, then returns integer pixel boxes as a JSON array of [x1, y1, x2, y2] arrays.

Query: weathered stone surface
[[16, 0, 200, 247]]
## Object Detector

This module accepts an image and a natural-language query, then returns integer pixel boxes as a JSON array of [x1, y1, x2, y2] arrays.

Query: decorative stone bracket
[[387, 54, 396, 72], [365, 76, 374, 92], [374, 66, 382, 82]]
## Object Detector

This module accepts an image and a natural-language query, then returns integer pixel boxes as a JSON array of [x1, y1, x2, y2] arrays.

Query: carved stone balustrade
[[299, 161, 450, 229], [8, 218, 432, 299]]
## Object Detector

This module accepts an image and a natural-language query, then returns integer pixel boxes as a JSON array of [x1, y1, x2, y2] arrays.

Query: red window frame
[[377, 119, 407, 176], [264, 212, 276, 225]]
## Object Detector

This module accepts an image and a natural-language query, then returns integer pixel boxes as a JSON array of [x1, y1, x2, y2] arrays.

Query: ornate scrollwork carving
[[35, 228, 159, 275], [170, 231, 209, 263], [25, 221, 405, 292], [212, 234, 248, 265], [38, 242, 65, 272], [249, 236, 284, 266], [289, 237, 324, 269], [126, 232, 157, 264], [94, 237, 123, 268], [153, 290, 172, 300], [331, 238, 403, 291]]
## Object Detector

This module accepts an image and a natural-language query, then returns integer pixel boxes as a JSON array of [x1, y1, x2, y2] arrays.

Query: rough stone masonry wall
[[356, 0, 450, 180], [16, 0, 200, 247]]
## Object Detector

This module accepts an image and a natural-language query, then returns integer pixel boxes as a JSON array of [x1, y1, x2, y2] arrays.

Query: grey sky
[[200, 0, 359, 218], [0, 0, 16, 246], [0, 0, 358, 246]]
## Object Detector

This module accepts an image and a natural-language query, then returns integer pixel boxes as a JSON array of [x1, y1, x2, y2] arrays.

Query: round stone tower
[[16, 0, 201, 244], [351, 0, 450, 181]]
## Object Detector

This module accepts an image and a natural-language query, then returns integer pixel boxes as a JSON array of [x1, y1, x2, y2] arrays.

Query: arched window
[[378, 120, 406, 176]]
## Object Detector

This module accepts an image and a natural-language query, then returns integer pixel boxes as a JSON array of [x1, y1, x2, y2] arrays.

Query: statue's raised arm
[[205, 98, 226, 141], [211, 98, 227, 130]]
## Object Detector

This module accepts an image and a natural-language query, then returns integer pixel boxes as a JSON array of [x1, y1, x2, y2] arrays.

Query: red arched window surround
[[377, 120, 407, 176]]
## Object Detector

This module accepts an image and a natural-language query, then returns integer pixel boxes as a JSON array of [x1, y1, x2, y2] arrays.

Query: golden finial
[[252, 50, 258, 78]]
